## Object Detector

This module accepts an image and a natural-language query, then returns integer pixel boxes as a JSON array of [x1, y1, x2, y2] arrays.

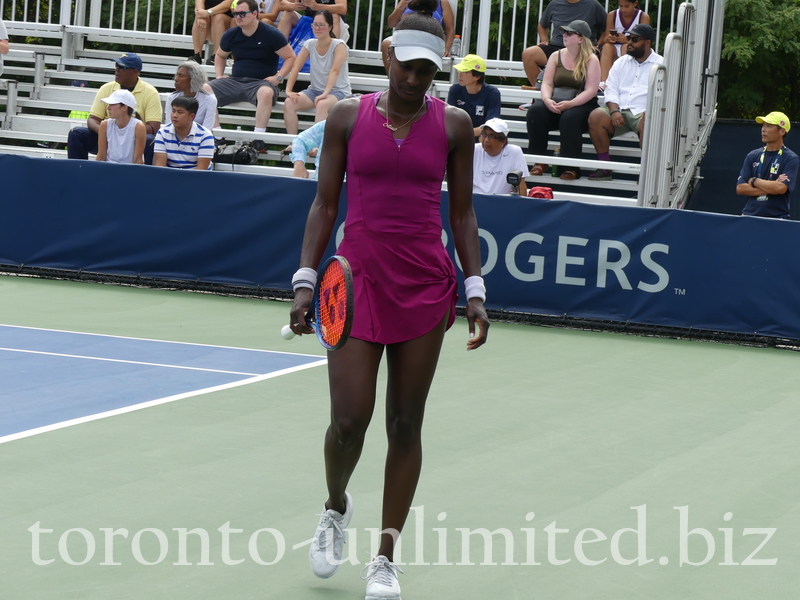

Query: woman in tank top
[[289, 3, 488, 598], [526, 19, 601, 180], [283, 10, 351, 134], [599, 0, 650, 81], [95, 89, 146, 165]]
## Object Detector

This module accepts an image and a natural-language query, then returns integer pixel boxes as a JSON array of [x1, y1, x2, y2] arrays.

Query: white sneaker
[[309, 492, 354, 579], [361, 554, 403, 600], [518, 101, 532, 110]]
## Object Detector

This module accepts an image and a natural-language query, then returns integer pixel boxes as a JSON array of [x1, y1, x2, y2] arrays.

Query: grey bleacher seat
[[0, 25, 642, 201]]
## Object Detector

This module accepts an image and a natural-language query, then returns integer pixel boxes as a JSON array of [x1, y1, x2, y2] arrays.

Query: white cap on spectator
[[482, 118, 509, 135], [101, 89, 137, 109]]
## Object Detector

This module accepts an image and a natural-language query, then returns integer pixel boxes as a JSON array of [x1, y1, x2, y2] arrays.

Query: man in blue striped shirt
[[153, 96, 215, 170]]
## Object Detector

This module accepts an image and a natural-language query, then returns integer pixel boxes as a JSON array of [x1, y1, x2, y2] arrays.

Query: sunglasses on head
[[232, 9, 254, 17]]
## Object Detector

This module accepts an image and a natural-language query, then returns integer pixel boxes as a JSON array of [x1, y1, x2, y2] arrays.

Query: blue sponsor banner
[[2, 155, 800, 340], [458, 192, 800, 339]]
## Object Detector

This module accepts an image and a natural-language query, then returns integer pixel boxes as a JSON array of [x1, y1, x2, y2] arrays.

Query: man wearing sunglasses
[[207, 0, 296, 132], [586, 23, 661, 181], [67, 53, 162, 164]]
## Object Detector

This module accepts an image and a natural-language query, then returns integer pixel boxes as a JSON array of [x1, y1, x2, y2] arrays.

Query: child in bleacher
[[95, 90, 146, 165], [599, 0, 650, 83]]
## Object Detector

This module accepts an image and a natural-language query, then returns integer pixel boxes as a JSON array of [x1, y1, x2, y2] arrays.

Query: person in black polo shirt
[[736, 111, 799, 219], [207, 0, 296, 132]]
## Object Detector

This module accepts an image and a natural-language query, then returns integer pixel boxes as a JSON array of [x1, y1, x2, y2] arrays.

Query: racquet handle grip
[[281, 324, 296, 340]]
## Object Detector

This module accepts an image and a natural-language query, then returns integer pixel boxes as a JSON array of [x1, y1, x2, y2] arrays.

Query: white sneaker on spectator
[[361, 554, 403, 600], [309, 492, 354, 579]]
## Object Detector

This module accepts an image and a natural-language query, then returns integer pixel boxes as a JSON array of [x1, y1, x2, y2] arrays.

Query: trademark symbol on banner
[[674, 288, 686, 296]]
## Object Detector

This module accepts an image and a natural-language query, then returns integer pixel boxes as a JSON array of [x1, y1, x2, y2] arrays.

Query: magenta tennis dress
[[336, 92, 457, 345]]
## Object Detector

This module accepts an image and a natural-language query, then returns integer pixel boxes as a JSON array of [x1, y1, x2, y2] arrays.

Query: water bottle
[[551, 147, 560, 177], [450, 35, 461, 57], [234, 125, 242, 150]]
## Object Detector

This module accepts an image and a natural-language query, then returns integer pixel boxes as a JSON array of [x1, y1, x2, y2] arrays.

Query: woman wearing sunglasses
[[526, 19, 601, 181]]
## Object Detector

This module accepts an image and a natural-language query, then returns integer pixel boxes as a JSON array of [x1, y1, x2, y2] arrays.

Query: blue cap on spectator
[[114, 53, 143, 71]]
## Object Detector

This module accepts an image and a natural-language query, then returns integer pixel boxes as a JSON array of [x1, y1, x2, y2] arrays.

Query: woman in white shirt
[[165, 61, 218, 130], [473, 118, 528, 196], [283, 10, 351, 134], [96, 89, 146, 164]]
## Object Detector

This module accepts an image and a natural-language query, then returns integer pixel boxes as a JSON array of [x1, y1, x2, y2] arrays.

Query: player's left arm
[[445, 105, 489, 350]]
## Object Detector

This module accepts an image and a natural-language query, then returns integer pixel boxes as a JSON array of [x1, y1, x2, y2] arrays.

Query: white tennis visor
[[391, 29, 445, 70]]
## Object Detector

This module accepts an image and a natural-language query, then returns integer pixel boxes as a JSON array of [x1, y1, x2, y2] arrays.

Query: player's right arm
[[289, 97, 357, 333]]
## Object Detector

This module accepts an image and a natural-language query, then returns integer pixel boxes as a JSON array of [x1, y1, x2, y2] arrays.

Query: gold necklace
[[382, 92, 425, 132]]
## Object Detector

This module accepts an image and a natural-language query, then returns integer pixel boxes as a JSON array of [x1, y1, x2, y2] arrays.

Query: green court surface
[[1, 276, 799, 600]]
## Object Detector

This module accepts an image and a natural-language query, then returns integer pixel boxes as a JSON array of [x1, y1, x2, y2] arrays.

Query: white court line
[[0, 346, 261, 376], [0, 359, 327, 445], [0, 323, 323, 358]]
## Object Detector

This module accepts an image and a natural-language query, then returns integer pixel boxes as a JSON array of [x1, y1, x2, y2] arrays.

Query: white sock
[[254, 127, 266, 133]]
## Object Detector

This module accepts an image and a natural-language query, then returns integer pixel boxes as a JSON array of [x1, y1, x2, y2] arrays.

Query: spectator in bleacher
[[189, 0, 234, 65], [257, 0, 286, 26], [447, 54, 501, 138], [95, 90, 146, 165], [277, 0, 348, 74], [526, 20, 600, 180], [599, 0, 649, 84], [283, 10, 351, 135], [381, 0, 453, 73], [586, 23, 661, 181], [0, 20, 9, 77], [290, 119, 325, 178], [521, 0, 605, 89], [206, 0, 296, 133], [736, 112, 799, 219], [67, 53, 162, 164], [153, 96, 216, 170], [473, 118, 528, 196], [166, 61, 218, 130]]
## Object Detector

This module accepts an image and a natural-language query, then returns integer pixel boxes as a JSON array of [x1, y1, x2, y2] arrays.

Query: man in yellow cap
[[447, 54, 501, 138], [736, 111, 798, 219]]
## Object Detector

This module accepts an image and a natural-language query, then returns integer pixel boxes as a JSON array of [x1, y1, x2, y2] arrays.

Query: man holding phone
[[206, 0, 296, 132]]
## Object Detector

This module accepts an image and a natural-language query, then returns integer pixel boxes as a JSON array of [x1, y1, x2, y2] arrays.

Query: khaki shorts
[[598, 106, 643, 137]]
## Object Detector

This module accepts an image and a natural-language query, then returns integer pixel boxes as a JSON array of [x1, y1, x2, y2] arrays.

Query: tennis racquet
[[281, 255, 354, 350]]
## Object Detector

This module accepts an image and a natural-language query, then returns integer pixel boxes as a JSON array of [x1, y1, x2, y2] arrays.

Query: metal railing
[[638, 0, 724, 209], [0, 0, 685, 52]]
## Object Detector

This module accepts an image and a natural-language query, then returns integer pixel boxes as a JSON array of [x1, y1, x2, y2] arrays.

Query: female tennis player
[[288, 2, 488, 597]]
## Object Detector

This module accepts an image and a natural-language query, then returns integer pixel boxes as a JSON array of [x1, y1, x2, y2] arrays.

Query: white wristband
[[292, 267, 317, 292], [464, 275, 486, 302]]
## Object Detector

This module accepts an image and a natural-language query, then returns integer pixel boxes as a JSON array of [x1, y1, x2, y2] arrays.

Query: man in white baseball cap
[[473, 118, 529, 195]]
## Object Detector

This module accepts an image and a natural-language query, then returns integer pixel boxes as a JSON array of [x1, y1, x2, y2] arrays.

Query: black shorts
[[205, 0, 232, 18]]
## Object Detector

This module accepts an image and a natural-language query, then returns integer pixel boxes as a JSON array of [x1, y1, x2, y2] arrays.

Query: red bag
[[528, 186, 554, 199]]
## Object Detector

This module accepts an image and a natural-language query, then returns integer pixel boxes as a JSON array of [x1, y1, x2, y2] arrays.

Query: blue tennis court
[[0, 324, 326, 443]]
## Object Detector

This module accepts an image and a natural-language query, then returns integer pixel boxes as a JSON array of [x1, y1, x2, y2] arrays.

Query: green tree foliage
[[719, 0, 800, 119]]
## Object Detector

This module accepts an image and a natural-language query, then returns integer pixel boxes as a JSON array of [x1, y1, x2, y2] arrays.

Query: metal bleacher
[[0, 0, 723, 208]]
